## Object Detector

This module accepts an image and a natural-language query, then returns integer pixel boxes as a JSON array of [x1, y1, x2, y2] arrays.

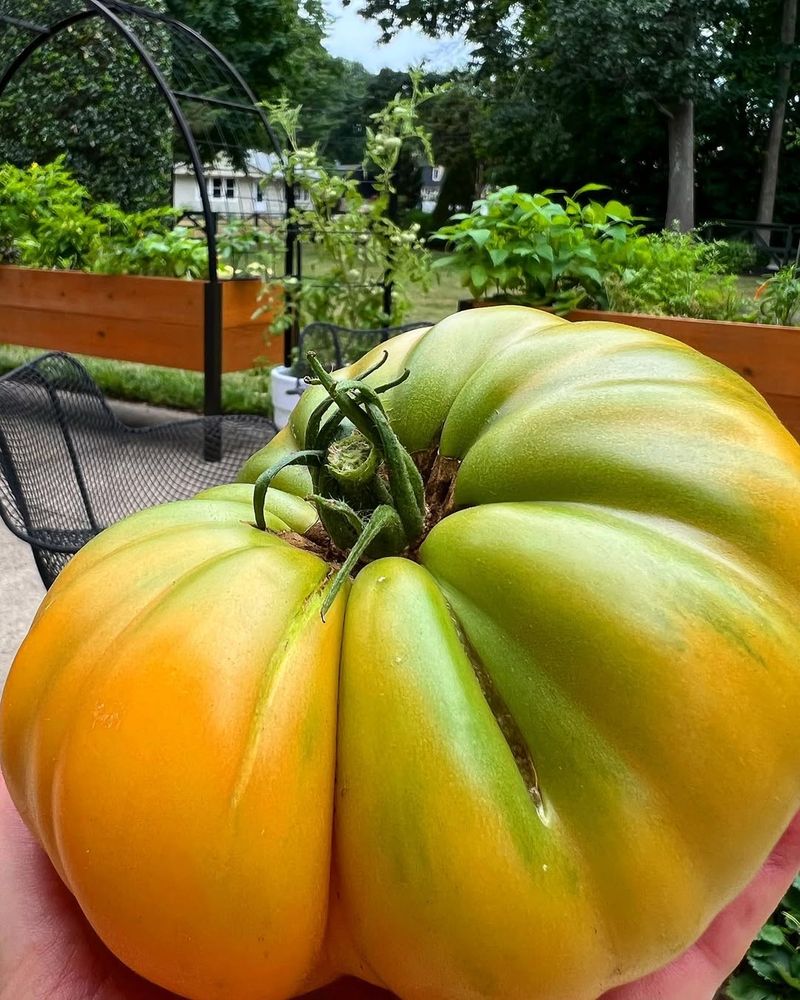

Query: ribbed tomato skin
[[3, 306, 800, 1000]]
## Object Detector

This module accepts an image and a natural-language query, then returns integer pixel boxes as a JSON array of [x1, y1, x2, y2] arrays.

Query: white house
[[173, 151, 311, 219], [420, 165, 445, 213]]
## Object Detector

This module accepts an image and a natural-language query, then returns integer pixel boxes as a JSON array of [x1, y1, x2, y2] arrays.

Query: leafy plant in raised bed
[[432, 183, 643, 312], [0, 155, 281, 281], [604, 230, 757, 322], [258, 71, 442, 333], [0, 157, 106, 269], [756, 265, 800, 326]]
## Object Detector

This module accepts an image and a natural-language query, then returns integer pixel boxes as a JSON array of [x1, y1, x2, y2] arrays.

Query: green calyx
[[252, 351, 426, 617]]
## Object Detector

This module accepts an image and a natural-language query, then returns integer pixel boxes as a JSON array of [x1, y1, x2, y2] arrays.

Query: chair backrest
[[0, 352, 115, 544], [296, 321, 433, 375], [0, 351, 277, 588]]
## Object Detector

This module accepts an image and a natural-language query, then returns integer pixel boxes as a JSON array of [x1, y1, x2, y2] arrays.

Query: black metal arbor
[[0, 0, 290, 414]]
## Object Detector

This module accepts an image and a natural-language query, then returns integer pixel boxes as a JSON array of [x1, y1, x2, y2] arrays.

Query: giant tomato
[[2, 306, 800, 1000]]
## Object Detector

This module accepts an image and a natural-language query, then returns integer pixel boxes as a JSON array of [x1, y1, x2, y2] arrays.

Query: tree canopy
[[351, 0, 800, 227], [2, 0, 798, 227]]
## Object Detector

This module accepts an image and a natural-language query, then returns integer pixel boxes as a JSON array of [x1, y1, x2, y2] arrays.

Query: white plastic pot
[[270, 365, 306, 429]]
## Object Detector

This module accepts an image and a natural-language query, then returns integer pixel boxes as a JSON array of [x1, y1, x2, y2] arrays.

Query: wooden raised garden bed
[[0, 266, 283, 372]]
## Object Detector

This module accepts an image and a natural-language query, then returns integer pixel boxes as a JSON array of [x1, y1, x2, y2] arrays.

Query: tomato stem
[[252, 450, 324, 530], [252, 351, 426, 614], [320, 504, 401, 619]]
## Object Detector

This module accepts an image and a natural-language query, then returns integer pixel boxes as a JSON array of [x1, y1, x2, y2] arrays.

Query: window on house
[[211, 177, 222, 199], [226, 178, 235, 199], [256, 185, 264, 203], [431, 166, 443, 182]]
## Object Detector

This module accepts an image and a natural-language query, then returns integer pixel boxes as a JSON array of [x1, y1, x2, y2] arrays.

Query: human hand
[[601, 809, 800, 1000], [2, 767, 798, 1000]]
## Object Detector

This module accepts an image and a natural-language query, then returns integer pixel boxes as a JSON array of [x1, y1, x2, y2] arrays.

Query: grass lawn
[[296, 244, 466, 326], [0, 343, 273, 415], [0, 265, 770, 417]]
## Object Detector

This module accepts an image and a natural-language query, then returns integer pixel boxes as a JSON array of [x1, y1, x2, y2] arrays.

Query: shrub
[[0, 157, 104, 269], [432, 184, 643, 312], [604, 231, 757, 322], [702, 238, 760, 276]]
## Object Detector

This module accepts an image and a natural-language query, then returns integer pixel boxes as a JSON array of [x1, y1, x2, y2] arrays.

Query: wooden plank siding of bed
[[0, 267, 283, 372]]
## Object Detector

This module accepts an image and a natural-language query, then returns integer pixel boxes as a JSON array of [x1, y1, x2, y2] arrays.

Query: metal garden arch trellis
[[0, 0, 292, 415]]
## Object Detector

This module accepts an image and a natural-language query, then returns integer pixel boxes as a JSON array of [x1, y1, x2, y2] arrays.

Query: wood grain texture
[[222, 324, 283, 371], [0, 268, 284, 372], [0, 267, 204, 324]]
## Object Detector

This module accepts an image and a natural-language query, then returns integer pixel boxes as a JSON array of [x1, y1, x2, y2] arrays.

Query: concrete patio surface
[[0, 527, 45, 690], [0, 398, 195, 692]]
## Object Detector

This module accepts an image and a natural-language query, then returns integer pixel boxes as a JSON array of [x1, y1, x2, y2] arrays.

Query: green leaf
[[571, 265, 603, 286], [748, 947, 800, 987], [725, 969, 781, 1000], [470, 263, 489, 289], [758, 925, 787, 947], [573, 182, 611, 197], [605, 200, 633, 220], [466, 229, 492, 247], [488, 247, 510, 266]]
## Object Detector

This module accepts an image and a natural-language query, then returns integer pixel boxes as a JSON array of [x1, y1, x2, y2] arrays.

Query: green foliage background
[[0, 0, 174, 209]]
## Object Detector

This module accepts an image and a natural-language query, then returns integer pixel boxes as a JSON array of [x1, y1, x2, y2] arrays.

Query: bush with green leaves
[[0, 157, 106, 269], [703, 239, 760, 276], [724, 875, 800, 999], [432, 184, 643, 312], [259, 71, 443, 334], [0, 156, 280, 280], [0, 5, 172, 211], [756, 265, 800, 326], [604, 231, 757, 322]]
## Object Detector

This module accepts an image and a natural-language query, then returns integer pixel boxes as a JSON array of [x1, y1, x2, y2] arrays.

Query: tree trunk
[[665, 99, 695, 232], [756, 0, 797, 231]]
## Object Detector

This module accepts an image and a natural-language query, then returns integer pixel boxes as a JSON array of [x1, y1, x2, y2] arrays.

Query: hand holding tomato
[[2, 770, 798, 1000]]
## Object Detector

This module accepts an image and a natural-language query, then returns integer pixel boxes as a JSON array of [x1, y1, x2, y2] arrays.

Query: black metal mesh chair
[[0, 352, 276, 587], [294, 321, 433, 377]]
